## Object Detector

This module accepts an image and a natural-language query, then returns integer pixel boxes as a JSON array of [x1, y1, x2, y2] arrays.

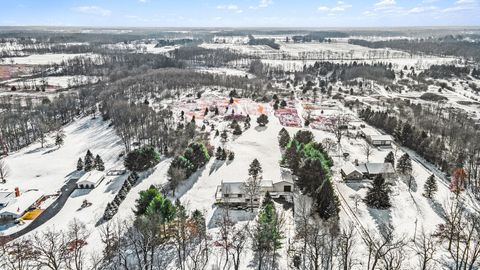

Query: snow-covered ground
[[5, 75, 101, 90], [1, 53, 98, 65], [1, 117, 124, 235]]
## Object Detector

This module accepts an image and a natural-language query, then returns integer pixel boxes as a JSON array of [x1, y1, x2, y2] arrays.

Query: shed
[[367, 135, 394, 147], [76, 171, 105, 189]]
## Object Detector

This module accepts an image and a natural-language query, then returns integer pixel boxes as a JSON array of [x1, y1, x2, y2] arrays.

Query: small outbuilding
[[367, 135, 394, 147], [76, 171, 105, 189]]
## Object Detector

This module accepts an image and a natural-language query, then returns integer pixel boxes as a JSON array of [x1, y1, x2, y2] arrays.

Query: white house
[[0, 190, 44, 221], [76, 171, 105, 189]]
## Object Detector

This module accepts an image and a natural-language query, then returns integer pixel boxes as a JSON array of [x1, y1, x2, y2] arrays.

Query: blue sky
[[1, 0, 479, 27]]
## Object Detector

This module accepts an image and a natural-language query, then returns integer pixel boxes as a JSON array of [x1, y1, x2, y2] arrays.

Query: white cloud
[[318, 1, 352, 13], [443, 0, 477, 12], [455, 0, 475, 4], [259, 0, 273, 8], [217, 4, 243, 13], [406, 5, 438, 14], [250, 0, 273, 9], [374, 0, 396, 8], [73, 6, 111, 17]]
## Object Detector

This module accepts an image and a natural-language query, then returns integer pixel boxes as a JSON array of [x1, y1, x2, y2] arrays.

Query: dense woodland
[[349, 38, 480, 62]]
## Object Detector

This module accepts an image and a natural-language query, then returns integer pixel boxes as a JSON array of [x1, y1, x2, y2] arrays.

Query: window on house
[[238, 194, 242, 198], [224, 194, 229, 198], [284, 185, 292, 192]]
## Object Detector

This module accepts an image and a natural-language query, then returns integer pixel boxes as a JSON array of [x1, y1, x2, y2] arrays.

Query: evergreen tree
[[397, 153, 412, 175], [423, 174, 438, 199], [257, 114, 269, 127], [232, 121, 242, 135], [124, 146, 161, 172], [248, 159, 263, 180], [364, 174, 391, 209], [84, 150, 94, 172], [228, 151, 235, 161], [95, 155, 105, 171], [134, 186, 161, 216], [278, 128, 291, 149], [220, 130, 228, 142], [252, 199, 284, 269], [296, 158, 327, 195], [283, 142, 301, 174], [55, 131, 65, 147], [293, 130, 314, 145], [384, 151, 395, 166], [215, 147, 223, 160], [315, 180, 339, 220], [146, 195, 176, 223], [77, 158, 83, 171]]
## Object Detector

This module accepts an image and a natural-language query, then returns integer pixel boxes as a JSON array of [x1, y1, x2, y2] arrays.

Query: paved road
[[4, 177, 78, 241]]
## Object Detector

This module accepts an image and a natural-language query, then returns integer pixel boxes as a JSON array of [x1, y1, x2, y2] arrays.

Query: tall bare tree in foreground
[[0, 158, 9, 183], [328, 114, 350, 147]]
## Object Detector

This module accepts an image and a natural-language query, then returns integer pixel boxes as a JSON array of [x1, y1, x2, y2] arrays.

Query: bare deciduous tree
[[0, 158, 9, 183], [328, 114, 350, 146]]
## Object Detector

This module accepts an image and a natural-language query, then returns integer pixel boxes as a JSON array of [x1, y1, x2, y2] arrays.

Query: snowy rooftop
[[368, 135, 394, 141], [77, 171, 105, 186], [0, 189, 44, 217], [357, 163, 395, 175], [341, 162, 363, 175]]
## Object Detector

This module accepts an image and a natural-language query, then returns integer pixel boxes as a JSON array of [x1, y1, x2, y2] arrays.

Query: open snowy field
[[5, 75, 101, 90], [1, 53, 98, 65]]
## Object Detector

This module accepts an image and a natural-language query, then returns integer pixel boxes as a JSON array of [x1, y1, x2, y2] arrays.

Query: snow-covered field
[[1, 53, 98, 65], [5, 75, 101, 90]]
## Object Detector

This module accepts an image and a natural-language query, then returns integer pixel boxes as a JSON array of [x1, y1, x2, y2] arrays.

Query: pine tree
[[232, 121, 242, 135], [257, 114, 269, 127], [95, 155, 105, 171], [384, 151, 395, 166], [228, 151, 235, 161], [252, 199, 284, 269], [220, 130, 228, 142], [55, 131, 65, 147], [84, 150, 94, 172], [278, 128, 291, 149], [248, 159, 263, 181], [293, 130, 314, 145], [77, 158, 83, 171], [397, 153, 412, 175], [315, 180, 339, 220], [423, 174, 438, 199], [215, 147, 223, 160], [364, 174, 391, 209], [283, 143, 301, 174]]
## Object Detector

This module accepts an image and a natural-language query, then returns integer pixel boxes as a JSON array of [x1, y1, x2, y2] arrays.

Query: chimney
[[354, 159, 359, 166], [14, 187, 20, 197]]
